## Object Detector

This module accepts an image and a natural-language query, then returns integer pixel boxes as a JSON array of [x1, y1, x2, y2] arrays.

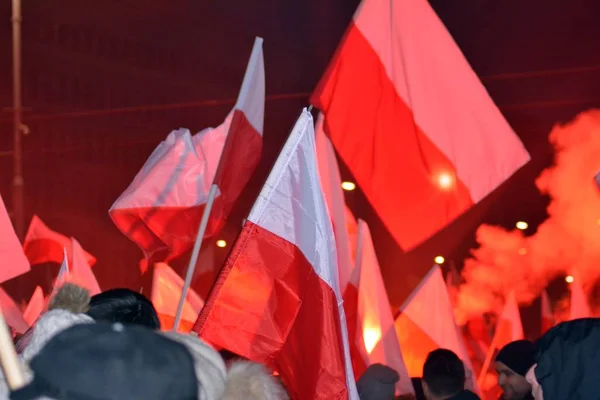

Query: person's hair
[[422, 349, 465, 398], [86, 288, 160, 329]]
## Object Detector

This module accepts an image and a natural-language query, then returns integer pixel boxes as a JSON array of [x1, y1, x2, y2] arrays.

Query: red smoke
[[456, 110, 600, 323]]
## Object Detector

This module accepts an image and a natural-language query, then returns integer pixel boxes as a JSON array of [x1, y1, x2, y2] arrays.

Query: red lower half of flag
[[110, 201, 223, 266], [343, 282, 369, 379], [312, 23, 473, 251], [213, 109, 262, 215], [194, 222, 351, 399]]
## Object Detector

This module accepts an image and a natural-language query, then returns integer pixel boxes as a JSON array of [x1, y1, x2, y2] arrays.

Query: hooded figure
[[355, 364, 399, 400], [526, 318, 600, 400], [495, 340, 535, 400], [421, 349, 480, 400]]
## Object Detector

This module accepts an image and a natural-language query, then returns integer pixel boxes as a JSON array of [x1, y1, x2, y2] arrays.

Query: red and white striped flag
[[23, 216, 96, 267], [194, 109, 358, 399], [151, 263, 204, 332], [70, 238, 101, 296], [344, 220, 413, 395], [311, 0, 530, 251], [395, 266, 478, 391], [315, 114, 355, 293], [110, 37, 264, 266], [0, 195, 30, 283]]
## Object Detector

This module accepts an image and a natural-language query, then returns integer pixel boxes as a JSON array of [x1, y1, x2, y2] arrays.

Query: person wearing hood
[[422, 349, 479, 400], [355, 363, 400, 400], [526, 318, 600, 400], [494, 340, 535, 400]]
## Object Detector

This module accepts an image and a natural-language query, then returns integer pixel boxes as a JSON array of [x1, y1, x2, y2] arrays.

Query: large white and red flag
[[311, 0, 530, 251], [344, 219, 413, 395], [0, 195, 30, 283], [23, 215, 96, 267], [193, 109, 358, 399], [315, 114, 356, 292], [110, 37, 264, 266], [151, 263, 204, 332], [569, 277, 591, 320], [395, 266, 478, 391]]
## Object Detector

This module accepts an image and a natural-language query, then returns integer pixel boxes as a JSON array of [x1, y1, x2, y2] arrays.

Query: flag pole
[[476, 324, 500, 389], [173, 184, 219, 331], [354, 220, 366, 272], [11, 0, 24, 239], [0, 315, 25, 390]]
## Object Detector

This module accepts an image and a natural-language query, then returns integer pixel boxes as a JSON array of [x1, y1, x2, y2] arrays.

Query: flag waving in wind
[[110, 37, 265, 265], [311, 0, 530, 250], [194, 109, 358, 399], [344, 220, 413, 395]]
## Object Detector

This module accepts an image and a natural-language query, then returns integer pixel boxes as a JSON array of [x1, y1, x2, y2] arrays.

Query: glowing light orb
[[216, 240, 227, 248], [438, 173, 454, 189], [565, 275, 574, 284], [434, 256, 445, 265], [516, 221, 528, 230], [341, 181, 356, 191]]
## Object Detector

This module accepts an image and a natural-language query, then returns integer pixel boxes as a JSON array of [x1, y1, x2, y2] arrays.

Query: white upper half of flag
[[235, 37, 265, 136]]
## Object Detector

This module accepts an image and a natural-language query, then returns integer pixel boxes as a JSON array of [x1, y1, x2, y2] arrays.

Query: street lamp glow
[[516, 221, 528, 230], [434, 256, 445, 265], [216, 240, 227, 248], [565, 275, 574, 284], [341, 181, 356, 191]]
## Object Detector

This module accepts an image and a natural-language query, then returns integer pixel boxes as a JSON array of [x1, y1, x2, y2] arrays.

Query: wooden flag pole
[[0, 315, 25, 390], [476, 326, 500, 389], [173, 184, 219, 332]]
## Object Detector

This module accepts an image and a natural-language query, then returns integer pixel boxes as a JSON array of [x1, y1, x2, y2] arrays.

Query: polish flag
[[395, 266, 478, 391], [0, 195, 30, 283], [315, 114, 355, 292], [194, 109, 358, 399], [491, 292, 524, 350], [476, 292, 524, 387], [23, 286, 45, 326], [569, 278, 591, 320], [151, 263, 204, 332], [70, 238, 101, 296], [311, 0, 530, 251], [541, 290, 554, 334], [344, 220, 413, 395], [0, 288, 29, 334], [110, 37, 264, 265], [23, 215, 96, 267]]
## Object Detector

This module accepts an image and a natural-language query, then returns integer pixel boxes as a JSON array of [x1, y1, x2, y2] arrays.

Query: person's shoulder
[[449, 390, 480, 400]]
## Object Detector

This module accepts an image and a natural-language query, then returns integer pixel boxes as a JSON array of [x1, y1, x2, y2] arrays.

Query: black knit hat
[[495, 340, 536, 377], [11, 323, 198, 400]]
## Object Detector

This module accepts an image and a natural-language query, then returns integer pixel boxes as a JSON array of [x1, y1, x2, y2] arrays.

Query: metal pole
[[11, 0, 24, 239]]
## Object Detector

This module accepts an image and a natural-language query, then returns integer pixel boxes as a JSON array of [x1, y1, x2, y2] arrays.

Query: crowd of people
[[0, 283, 597, 399]]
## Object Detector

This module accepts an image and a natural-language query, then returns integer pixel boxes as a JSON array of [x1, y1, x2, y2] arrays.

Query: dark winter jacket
[[534, 318, 600, 400]]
